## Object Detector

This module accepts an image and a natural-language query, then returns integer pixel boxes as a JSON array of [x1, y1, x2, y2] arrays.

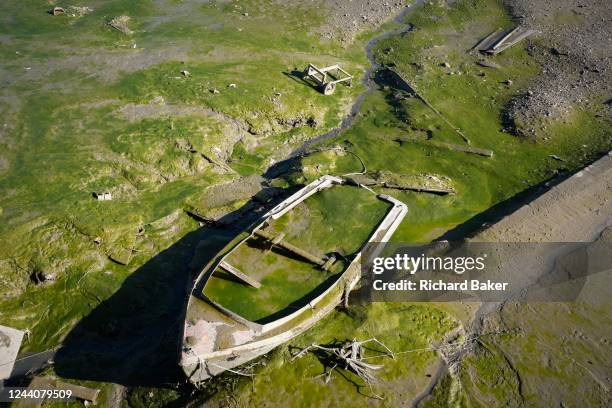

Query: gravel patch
[[502, 0, 611, 138], [279, 0, 410, 45]]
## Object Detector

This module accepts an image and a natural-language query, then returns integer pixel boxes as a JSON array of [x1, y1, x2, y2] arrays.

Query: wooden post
[[219, 261, 262, 289], [254, 229, 327, 267]]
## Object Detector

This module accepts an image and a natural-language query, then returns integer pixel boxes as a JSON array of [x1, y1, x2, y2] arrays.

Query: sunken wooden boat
[[180, 175, 407, 382]]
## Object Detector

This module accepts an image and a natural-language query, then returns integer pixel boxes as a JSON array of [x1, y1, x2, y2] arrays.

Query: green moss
[[290, 0, 610, 243], [223, 303, 458, 407]]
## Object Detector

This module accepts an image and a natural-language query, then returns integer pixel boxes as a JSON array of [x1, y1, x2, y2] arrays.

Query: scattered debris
[[48, 5, 93, 18], [108, 15, 133, 35], [66, 6, 94, 18], [291, 338, 394, 399], [151, 95, 165, 105], [93, 192, 112, 201], [303, 63, 353, 95]]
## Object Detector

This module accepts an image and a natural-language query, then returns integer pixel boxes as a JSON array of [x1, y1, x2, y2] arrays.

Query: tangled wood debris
[[291, 338, 394, 399], [108, 15, 133, 35]]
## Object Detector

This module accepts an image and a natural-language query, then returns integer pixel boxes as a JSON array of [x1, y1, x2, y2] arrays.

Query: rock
[[181, 70, 190, 77], [50, 7, 65, 16], [228, 83, 237, 88], [93, 192, 112, 201], [210, 88, 220, 94], [442, 62, 451, 68]]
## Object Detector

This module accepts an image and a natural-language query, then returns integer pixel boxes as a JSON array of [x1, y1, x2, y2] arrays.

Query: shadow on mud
[[434, 170, 575, 241], [53, 188, 293, 387]]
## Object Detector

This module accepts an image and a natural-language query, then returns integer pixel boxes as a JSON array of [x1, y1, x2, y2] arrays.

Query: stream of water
[[289, 0, 425, 157]]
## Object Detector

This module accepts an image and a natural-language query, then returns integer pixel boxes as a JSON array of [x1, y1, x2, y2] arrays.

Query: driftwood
[[291, 338, 394, 399]]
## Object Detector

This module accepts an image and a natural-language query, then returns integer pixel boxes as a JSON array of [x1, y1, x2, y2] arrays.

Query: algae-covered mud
[[0, 0, 610, 407]]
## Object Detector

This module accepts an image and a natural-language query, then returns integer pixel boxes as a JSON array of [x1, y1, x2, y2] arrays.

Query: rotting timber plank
[[219, 261, 262, 289], [383, 182, 454, 195], [472, 28, 503, 52], [492, 26, 521, 51], [430, 141, 494, 157], [15, 377, 100, 408], [486, 29, 537, 55], [52, 380, 100, 403], [254, 229, 327, 267]]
